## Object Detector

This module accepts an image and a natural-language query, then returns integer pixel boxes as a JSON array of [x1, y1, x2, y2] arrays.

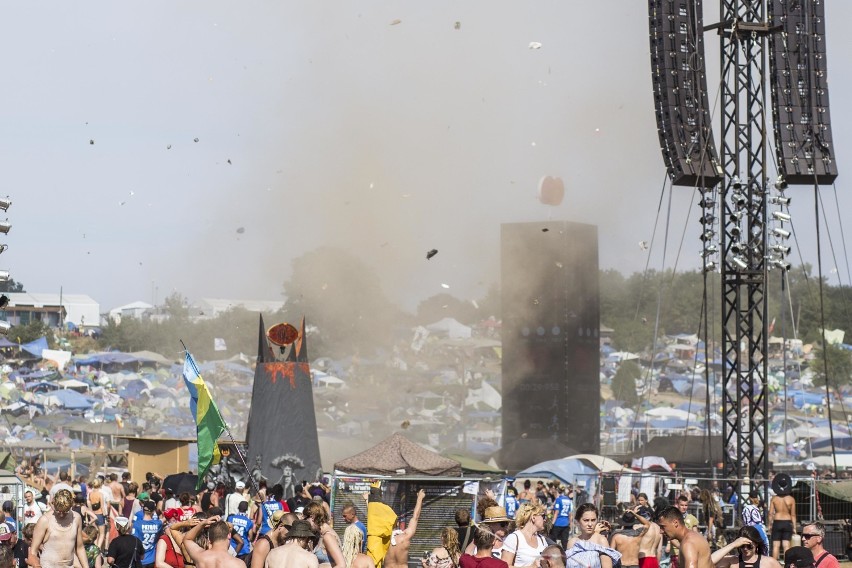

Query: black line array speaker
[[601, 477, 617, 506], [501, 221, 600, 471], [648, 0, 723, 187], [768, 0, 839, 185], [821, 521, 848, 560]]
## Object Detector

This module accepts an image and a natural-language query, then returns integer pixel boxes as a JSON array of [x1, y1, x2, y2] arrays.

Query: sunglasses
[[801, 534, 820, 540], [741, 543, 756, 551]]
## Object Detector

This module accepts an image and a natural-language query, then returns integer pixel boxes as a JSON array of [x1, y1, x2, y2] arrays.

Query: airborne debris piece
[[454, 21, 461, 30], [471, 300, 479, 309], [441, 283, 450, 289], [167, 144, 172, 149], [390, 19, 401, 25], [639, 240, 649, 250], [426, 249, 438, 260], [236, 227, 245, 234], [119, 201, 126, 206], [89, 139, 94, 145], [129, 191, 135, 196], [528, 42, 542, 49], [193, 137, 199, 143], [541, 228, 549, 232], [555, 262, 563, 268]]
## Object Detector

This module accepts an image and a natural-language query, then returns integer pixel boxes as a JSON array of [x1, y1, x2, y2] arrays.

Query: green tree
[[611, 360, 641, 408], [0, 278, 25, 293], [812, 342, 852, 389], [13, 320, 51, 345]]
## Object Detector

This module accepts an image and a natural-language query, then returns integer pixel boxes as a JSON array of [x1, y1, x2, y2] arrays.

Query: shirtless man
[[768, 491, 797, 561], [656, 507, 712, 568], [636, 510, 662, 568], [28, 489, 89, 568], [383, 489, 426, 568], [611, 509, 658, 568], [265, 520, 320, 568], [109, 474, 126, 510], [183, 515, 246, 568], [252, 512, 297, 568]]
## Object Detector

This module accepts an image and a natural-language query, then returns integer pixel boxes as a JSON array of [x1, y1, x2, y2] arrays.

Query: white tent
[[425, 317, 472, 339]]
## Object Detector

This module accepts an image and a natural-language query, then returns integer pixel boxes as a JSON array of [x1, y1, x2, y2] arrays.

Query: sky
[[2, 2, 851, 314]]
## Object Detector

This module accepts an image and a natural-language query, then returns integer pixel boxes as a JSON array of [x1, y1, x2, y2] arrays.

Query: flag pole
[[180, 340, 276, 522]]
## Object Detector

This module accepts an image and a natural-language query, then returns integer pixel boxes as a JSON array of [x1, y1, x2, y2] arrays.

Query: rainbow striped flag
[[182, 351, 226, 489]]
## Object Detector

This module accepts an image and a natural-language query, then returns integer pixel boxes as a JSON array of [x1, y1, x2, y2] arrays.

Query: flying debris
[[193, 137, 199, 143], [236, 227, 245, 234], [167, 144, 172, 149], [454, 21, 461, 30], [129, 191, 135, 196], [89, 139, 95, 145], [528, 42, 542, 49], [227, 159, 232, 165], [471, 300, 479, 309], [441, 283, 450, 289], [541, 228, 550, 233], [119, 201, 126, 206], [555, 262, 563, 268], [390, 19, 401, 25], [639, 241, 649, 250], [426, 249, 438, 260]]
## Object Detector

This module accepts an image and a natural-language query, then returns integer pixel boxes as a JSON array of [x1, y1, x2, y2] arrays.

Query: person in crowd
[[459, 525, 509, 568], [534, 482, 548, 507], [566, 503, 621, 568], [155, 509, 191, 568], [121, 473, 132, 496], [783, 547, 814, 568], [265, 520, 319, 568], [28, 489, 89, 568], [768, 490, 796, 561], [72, 490, 99, 526], [742, 491, 769, 552], [82, 525, 104, 568], [656, 507, 712, 568], [286, 485, 311, 514], [164, 489, 180, 512], [501, 502, 547, 568], [122, 483, 142, 520], [87, 478, 108, 549], [610, 512, 644, 568], [109, 474, 127, 511], [504, 489, 519, 521], [540, 544, 566, 568], [49, 472, 74, 500], [382, 489, 426, 568], [0, 546, 13, 568], [182, 516, 244, 568], [516, 483, 534, 507], [550, 486, 573, 549], [227, 501, 253, 561], [711, 526, 781, 568], [12, 523, 35, 568], [1, 504, 15, 534], [421, 527, 460, 568], [799, 522, 838, 568], [256, 492, 285, 537], [224, 481, 247, 519], [343, 502, 367, 553], [304, 500, 344, 568], [452, 508, 472, 555], [464, 506, 511, 558], [250, 511, 296, 568], [699, 490, 723, 548], [132, 501, 163, 568], [342, 519, 374, 568], [22, 491, 46, 527], [198, 483, 218, 513]]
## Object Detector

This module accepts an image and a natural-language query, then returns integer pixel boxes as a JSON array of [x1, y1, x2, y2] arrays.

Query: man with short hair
[[800, 522, 839, 568], [49, 472, 73, 499], [183, 516, 245, 568], [22, 491, 45, 527], [383, 489, 426, 568], [550, 486, 573, 548], [224, 481, 247, 519], [227, 501, 254, 560], [343, 502, 367, 553], [769, 487, 797, 561], [656, 506, 712, 568], [131, 501, 162, 568]]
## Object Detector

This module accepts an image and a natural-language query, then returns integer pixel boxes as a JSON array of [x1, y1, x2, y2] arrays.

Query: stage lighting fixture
[[730, 256, 749, 270], [729, 211, 744, 223], [772, 228, 791, 239], [731, 177, 744, 190], [699, 198, 716, 208], [732, 193, 748, 208], [0, 271, 9, 282], [700, 230, 715, 242], [0, 197, 10, 212], [731, 243, 746, 255], [702, 245, 719, 257], [772, 211, 792, 223], [0, 221, 10, 235], [770, 196, 791, 206], [704, 261, 718, 272], [770, 259, 791, 271], [0, 295, 8, 309], [0, 321, 10, 335], [771, 244, 791, 256], [774, 176, 788, 191], [700, 214, 717, 225], [0, 245, 7, 255], [731, 227, 742, 238]]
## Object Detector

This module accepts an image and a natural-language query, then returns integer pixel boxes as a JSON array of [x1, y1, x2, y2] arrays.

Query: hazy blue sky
[[2, 2, 851, 313]]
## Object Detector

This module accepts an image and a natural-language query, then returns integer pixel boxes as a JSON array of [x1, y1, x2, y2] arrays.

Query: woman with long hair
[[422, 528, 461, 568], [565, 503, 621, 568], [700, 489, 724, 546], [501, 503, 547, 567], [711, 526, 781, 568], [304, 500, 345, 568]]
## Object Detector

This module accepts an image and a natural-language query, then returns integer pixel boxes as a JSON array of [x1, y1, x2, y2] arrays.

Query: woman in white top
[[501, 503, 547, 568]]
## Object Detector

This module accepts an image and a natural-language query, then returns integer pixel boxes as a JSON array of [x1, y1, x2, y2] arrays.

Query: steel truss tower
[[717, 0, 770, 484]]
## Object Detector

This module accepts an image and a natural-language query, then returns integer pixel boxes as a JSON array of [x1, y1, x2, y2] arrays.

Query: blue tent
[[48, 389, 94, 410], [516, 457, 600, 485], [21, 337, 49, 358]]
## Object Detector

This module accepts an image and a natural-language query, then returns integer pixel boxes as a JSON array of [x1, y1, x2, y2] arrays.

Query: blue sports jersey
[[354, 520, 367, 552], [258, 499, 282, 535], [552, 495, 572, 527], [227, 513, 254, 556], [505, 495, 518, 519], [132, 518, 163, 565]]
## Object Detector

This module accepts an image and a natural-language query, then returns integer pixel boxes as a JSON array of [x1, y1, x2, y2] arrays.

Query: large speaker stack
[[500, 221, 600, 471], [768, 0, 839, 185], [649, 0, 723, 187]]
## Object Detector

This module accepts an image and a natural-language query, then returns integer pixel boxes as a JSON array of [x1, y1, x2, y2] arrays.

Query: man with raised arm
[[656, 507, 712, 568], [382, 490, 426, 568], [183, 515, 246, 568]]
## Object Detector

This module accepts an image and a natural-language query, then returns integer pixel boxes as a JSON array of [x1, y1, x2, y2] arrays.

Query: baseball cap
[[0, 522, 11, 542], [142, 500, 157, 512], [164, 508, 183, 523], [271, 510, 288, 529], [114, 517, 131, 529], [235, 481, 245, 490]]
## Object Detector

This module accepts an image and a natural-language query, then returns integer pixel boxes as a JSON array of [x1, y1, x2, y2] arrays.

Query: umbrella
[[163, 472, 198, 494]]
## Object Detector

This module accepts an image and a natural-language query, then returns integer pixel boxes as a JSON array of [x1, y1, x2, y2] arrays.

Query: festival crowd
[[0, 469, 838, 568]]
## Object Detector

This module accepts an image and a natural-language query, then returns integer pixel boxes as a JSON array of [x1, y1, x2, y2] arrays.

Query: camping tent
[[425, 318, 472, 340], [334, 432, 462, 476], [516, 454, 627, 485]]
